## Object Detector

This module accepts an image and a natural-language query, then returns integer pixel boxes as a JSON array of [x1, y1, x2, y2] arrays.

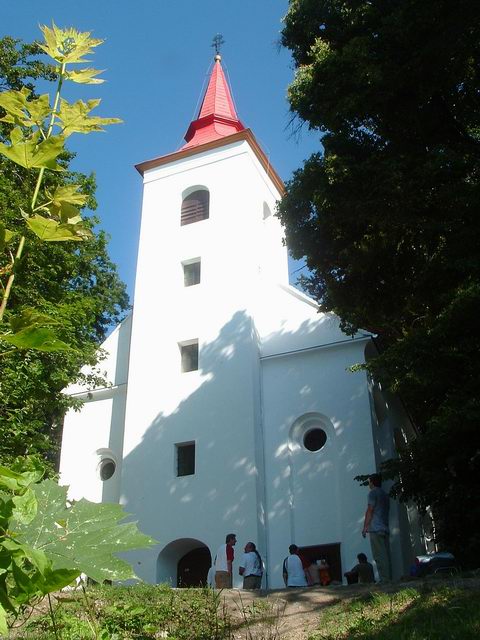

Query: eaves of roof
[[134, 128, 285, 195]]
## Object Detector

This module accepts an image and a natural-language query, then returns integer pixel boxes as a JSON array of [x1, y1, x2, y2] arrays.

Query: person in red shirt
[[214, 533, 237, 588]]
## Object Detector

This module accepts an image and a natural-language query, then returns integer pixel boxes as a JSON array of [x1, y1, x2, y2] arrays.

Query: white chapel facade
[[59, 55, 423, 588]]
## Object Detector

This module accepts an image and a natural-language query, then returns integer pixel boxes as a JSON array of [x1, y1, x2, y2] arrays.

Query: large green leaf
[[65, 68, 105, 84], [41, 185, 87, 224], [5, 549, 78, 604], [39, 23, 103, 64], [0, 87, 30, 126], [0, 326, 72, 351], [0, 604, 7, 636], [45, 184, 88, 208], [0, 89, 51, 128], [12, 489, 37, 525], [25, 94, 51, 128], [0, 222, 14, 252], [0, 129, 64, 170], [26, 214, 91, 241], [0, 463, 44, 492], [21, 545, 49, 576], [57, 98, 122, 137], [9, 308, 60, 334], [0, 468, 25, 492], [39, 567, 80, 593], [13, 480, 156, 583], [49, 202, 82, 224], [11, 560, 34, 601]]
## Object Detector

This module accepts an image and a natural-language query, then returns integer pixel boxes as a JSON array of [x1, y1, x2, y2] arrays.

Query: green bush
[[18, 584, 232, 640]]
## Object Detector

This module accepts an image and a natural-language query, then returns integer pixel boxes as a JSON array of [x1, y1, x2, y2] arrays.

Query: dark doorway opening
[[177, 546, 211, 587], [299, 543, 342, 583]]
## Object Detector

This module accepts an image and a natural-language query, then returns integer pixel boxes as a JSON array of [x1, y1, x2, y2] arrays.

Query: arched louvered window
[[181, 189, 210, 226]]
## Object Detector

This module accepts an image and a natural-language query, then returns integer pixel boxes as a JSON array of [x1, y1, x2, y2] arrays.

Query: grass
[[10, 584, 232, 640], [7, 582, 480, 640], [309, 586, 480, 640]]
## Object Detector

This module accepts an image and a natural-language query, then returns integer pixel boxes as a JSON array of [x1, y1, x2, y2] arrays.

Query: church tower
[[59, 52, 423, 588], [122, 52, 288, 585]]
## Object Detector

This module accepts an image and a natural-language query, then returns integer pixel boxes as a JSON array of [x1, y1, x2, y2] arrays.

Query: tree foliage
[[279, 0, 480, 562], [0, 459, 154, 633], [0, 32, 154, 633], [0, 36, 129, 471]]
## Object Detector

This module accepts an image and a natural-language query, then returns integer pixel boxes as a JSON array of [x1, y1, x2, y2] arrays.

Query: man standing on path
[[215, 533, 236, 588], [362, 473, 392, 582], [283, 544, 308, 587]]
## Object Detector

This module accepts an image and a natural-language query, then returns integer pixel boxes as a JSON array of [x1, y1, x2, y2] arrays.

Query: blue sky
[[4, 1, 320, 299]]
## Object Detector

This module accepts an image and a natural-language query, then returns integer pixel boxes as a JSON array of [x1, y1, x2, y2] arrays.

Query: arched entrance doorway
[[177, 546, 211, 587], [156, 538, 211, 587]]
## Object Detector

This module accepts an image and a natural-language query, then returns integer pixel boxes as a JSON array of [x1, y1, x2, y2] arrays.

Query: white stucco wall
[[59, 315, 131, 504], [261, 340, 376, 585], [59, 134, 420, 587]]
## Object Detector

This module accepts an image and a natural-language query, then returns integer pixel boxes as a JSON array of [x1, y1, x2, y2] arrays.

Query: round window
[[303, 428, 327, 452], [99, 458, 116, 481]]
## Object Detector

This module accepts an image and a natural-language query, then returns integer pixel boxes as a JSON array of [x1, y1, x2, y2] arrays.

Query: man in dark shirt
[[344, 553, 375, 584]]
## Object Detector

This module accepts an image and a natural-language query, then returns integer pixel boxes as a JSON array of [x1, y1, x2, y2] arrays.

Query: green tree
[[0, 35, 128, 472], [0, 31, 154, 634], [279, 0, 480, 562]]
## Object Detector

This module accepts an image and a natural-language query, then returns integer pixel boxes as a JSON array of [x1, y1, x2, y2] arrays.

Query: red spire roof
[[182, 55, 245, 149]]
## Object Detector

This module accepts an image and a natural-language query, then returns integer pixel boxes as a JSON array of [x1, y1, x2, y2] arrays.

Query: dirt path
[[219, 583, 379, 640], [217, 577, 479, 640]]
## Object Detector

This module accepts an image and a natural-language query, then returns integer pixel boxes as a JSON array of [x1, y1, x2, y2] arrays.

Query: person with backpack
[[282, 544, 308, 587]]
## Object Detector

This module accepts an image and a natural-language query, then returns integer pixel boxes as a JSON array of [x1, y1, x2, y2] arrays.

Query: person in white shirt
[[282, 544, 308, 587], [239, 542, 263, 589], [214, 533, 236, 588]]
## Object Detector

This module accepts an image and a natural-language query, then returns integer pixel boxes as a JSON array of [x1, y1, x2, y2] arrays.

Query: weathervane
[[211, 34, 225, 58]]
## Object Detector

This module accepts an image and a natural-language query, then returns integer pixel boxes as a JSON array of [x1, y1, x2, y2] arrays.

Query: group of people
[[212, 473, 392, 590], [282, 545, 332, 587], [343, 473, 392, 584], [213, 534, 263, 590]]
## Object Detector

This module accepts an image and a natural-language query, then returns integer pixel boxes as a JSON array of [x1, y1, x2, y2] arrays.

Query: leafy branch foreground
[[0, 22, 120, 350], [8, 583, 480, 640], [0, 24, 153, 636], [0, 462, 154, 635]]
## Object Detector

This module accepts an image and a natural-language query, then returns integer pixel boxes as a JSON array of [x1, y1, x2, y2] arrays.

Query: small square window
[[180, 341, 198, 372], [183, 260, 201, 286], [176, 442, 195, 476]]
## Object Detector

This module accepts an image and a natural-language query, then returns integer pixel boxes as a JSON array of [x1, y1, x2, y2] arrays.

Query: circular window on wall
[[99, 458, 116, 481], [303, 428, 327, 452]]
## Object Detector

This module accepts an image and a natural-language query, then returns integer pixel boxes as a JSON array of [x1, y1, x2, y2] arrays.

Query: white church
[[59, 53, 424, 588]]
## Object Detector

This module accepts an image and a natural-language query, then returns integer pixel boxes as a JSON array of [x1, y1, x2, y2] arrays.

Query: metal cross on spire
[[211, 34, 225, 56]]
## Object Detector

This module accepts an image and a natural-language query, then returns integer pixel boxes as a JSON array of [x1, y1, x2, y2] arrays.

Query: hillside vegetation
[[9, 579, 480, 640]]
